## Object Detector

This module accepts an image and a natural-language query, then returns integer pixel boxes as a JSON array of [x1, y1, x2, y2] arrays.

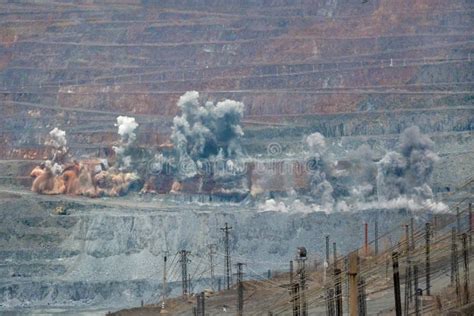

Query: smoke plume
[[113, 116, 139, 170], [305, 132, 335, 209], [171, 91, 245, 178], [44, 127, 69, 164], [260, 127, 445, 214], [377, 126, 439, 201]]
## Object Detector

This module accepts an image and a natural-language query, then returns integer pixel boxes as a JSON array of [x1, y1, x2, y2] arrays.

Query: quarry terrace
[[0, 1, 473, 315]]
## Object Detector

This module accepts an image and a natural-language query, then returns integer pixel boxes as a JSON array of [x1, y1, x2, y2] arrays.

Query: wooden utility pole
[[221, 223, 233, 290], [348, 252, 359, 316], [392, 252, 402, 316]]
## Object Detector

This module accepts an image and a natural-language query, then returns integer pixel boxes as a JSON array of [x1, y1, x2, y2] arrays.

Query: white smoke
[[46, 128, 67, 148], [113, 116, 139, 171], [44, 160, 63, 176], [353, 197, 448, 213], [306, 132, 326, 157], [115, 116, 138, 144], [44, 127, 69, 163]]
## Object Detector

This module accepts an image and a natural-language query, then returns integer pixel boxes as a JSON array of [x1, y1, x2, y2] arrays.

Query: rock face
[[0, 0, 472, 159], [0, 192, 427, 311]]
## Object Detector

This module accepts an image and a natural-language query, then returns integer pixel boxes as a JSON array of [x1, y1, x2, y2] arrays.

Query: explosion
[[113, 116, 139, 170], [28, 93, 445, 215], [258, 127, 445, 214], [30, 124, 140, 197], [377, 126, 440, 201], [171, 91, 245, 179], [29, 92, 247, 198]]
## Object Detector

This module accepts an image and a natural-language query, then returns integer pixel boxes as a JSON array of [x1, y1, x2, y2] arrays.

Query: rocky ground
[[1, 185, 461, 313]]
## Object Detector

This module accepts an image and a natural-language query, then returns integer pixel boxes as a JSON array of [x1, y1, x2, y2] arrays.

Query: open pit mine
[[0, 0, 473, 315]]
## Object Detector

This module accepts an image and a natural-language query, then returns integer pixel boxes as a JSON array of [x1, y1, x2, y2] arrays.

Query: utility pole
[[179, 250, 191, 297], [469, 202, 472, 247], [161, 251, 168, 313], [404, 224, 412, 310], [452, 228, 461, 305], [392, 252, 402, 316], [189, 273, 192, 295], [295, 247, 308, 316], [292, 282, 300, 316], [326, 235, 330, 264], [358, 277, 367, 316], [414, 264, 419, 303], [289, 260, 299, 316], [195, 292, 205, 316], [461, 233, 470, 305], [451, 227, 456, 284], [415, 288, 422, 316], [425, 223, 431, 296], [334, 268, 343, 316], [208, 244, 217, 290], [456, 207, 461, 233], [374, 218, 379, 255], [404, 265, 412, 316], [221, 223, 233, 290], [290, 260, 294, 286], [405, 224, 410, 254], [236, 262, 245, 316], [326, 288, 335, 316], [364, 223, 369, 256], [325, 235, 330, 284], [297, 257, 307, 316], [410, 217, 415, 251], [348, 252, 359, 316], [333, 242, 337, 270]]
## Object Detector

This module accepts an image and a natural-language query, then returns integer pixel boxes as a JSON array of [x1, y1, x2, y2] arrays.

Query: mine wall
[[0, 193, 440, 310]]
